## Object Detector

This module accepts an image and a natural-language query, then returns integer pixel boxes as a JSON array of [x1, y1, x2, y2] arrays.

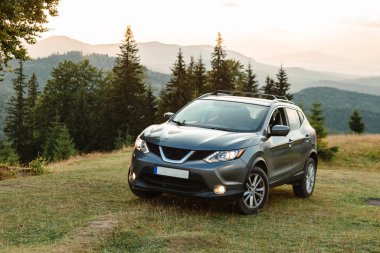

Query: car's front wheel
[[293, 158, 317, 198], [237, 167, 269, 214]]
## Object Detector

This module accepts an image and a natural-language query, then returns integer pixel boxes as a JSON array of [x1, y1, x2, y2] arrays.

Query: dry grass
[[323, 134, 380, 172], [0, 136, 379, 252]]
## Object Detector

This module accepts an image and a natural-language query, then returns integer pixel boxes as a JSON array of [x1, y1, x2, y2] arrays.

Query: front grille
[[145, 141, 214, 162], [161, 146, 190, 160], [188, 150, 215, 161], [141, 173, 208, 192], [146, 142, 160, 157]]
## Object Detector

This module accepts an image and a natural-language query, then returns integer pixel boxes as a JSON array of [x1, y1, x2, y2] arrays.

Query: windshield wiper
[[172, 119, 187, 126], [208, 126, 231, 132]]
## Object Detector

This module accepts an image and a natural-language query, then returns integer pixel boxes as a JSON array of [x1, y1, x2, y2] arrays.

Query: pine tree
[[225, 59, 244, 90], [43, 121, 76, 162], [108, 26, 148, 140], [42, 120, 61, 161], [241, 62, 258, 93], [309, 100, 338, 161], [309, 101, 327, 139], [349, 110, 365, 134], [207, 32, 232, 91], [27, 73, 39, 109], [275, 65, 293, 99], [53, 124, 76, 161], [24, 73, 39, 161], [157, 48, 190, 118], [260, 76, 276, 94], [145, 85, 157, 125], [193, 55, 206, 97], [4, 61, 28, 163], [186, 56, 197, 98], [0, 141, 19, 166]]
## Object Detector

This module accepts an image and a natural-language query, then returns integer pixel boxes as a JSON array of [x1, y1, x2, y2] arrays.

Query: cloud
[[361, 19, 380, 28], [221, 1, 240, 8], [340, 16, 380, 28]]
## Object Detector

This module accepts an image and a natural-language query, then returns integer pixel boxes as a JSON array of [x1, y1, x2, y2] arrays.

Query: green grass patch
[[0, 136, 379, 252]]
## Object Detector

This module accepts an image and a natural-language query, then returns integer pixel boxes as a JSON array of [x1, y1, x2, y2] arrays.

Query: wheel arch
[[252, 157, 268, 175], [309, 150, 318, 168]]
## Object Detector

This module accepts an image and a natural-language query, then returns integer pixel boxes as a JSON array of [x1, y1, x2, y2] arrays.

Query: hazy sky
[[42, 0, 380, 62]]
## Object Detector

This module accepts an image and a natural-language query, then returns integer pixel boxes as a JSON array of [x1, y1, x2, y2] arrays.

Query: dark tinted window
[[286, 108, 301, 130]]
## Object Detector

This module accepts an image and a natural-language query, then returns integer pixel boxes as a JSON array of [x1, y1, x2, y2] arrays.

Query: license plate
[[154, 166, 189, 179]]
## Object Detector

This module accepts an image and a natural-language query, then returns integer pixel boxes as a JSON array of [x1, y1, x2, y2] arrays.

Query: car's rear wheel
[[237, 167, 269, 214], [293, 158, 316, 198]]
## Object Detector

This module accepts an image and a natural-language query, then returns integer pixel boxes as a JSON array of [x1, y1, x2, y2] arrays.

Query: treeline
[[157, 32, 292, 119], [1, 28, 293, 165]]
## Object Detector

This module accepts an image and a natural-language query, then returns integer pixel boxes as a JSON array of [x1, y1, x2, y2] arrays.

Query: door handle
[[305, 135, 310, 142], [288, 139, 293, 147]]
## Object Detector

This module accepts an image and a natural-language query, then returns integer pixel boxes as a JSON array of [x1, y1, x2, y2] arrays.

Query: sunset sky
[[42, 0, 380, 62]]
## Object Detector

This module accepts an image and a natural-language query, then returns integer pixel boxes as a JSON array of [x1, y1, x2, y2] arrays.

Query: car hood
[[141, 123, 261, 150]]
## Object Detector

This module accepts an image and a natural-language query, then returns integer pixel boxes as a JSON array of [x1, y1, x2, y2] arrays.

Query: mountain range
[[261, 51, 380, 76], [26, 36, 380, 95], [1, 36, 380, 138], [293, 87, 380, 133]]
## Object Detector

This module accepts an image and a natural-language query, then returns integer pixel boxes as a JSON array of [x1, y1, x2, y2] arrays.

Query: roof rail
[[205, 90, 294, 104]]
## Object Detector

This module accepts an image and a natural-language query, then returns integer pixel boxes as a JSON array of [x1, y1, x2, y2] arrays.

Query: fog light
[[214, 185, 226, 195], [130, 172, 136, 182]]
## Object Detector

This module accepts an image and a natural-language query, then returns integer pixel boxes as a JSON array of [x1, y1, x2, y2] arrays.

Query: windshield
[[172, 99, 269, 132]]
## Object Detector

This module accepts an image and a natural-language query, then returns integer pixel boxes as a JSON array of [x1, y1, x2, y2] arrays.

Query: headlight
[[204, 149, 245, 163], [135, 135, 149, 153]]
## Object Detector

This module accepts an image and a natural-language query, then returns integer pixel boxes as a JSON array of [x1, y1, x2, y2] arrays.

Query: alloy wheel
[[243, 173, 265, 209], [305, 163, 315, 194]]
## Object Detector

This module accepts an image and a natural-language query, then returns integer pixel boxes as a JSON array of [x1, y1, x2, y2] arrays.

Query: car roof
[[201, 95, 300, 109]]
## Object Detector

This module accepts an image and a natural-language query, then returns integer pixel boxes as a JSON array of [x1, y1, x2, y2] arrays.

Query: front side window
[[268, 108, 288, 133], [172, 99, 269, 132]]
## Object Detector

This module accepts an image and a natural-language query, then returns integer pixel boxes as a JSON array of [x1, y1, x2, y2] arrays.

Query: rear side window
[[297, 110, 305, 124], [286, 108, 301, 130]]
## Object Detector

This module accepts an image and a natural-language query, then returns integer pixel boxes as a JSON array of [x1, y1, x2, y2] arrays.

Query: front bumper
[[129, 149, 248, 199]]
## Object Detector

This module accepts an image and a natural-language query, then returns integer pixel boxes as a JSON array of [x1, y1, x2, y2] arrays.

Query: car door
[[285, 107, 307, 173], [266, 107, 294, 180]]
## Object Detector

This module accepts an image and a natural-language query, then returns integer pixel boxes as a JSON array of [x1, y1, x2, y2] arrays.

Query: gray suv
[[128, 91, 317, 214]]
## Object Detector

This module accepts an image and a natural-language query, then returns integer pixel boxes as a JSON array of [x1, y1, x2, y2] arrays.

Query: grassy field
[[0, 134, 379, 252]]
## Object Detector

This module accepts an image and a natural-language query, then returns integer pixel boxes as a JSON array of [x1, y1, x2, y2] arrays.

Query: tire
[[237, 167, 269, 215], [293, 158, 317, 198], [128, 169, 162, 199]]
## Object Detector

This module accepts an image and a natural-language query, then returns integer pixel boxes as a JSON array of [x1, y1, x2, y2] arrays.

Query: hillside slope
[[293, 87, 380, 133]]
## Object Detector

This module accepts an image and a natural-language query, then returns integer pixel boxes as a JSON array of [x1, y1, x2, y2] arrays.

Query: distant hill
[[307, 80, 380, 95], [25, 36, 379, 94], [260, 51, 380, 76], [343, 76, 380, 87], [293, 87, 380, 133]]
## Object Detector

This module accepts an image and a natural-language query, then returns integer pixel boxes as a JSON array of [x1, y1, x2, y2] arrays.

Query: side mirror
[[164, 112, 174, 120], [271, 125, 290, 137]]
